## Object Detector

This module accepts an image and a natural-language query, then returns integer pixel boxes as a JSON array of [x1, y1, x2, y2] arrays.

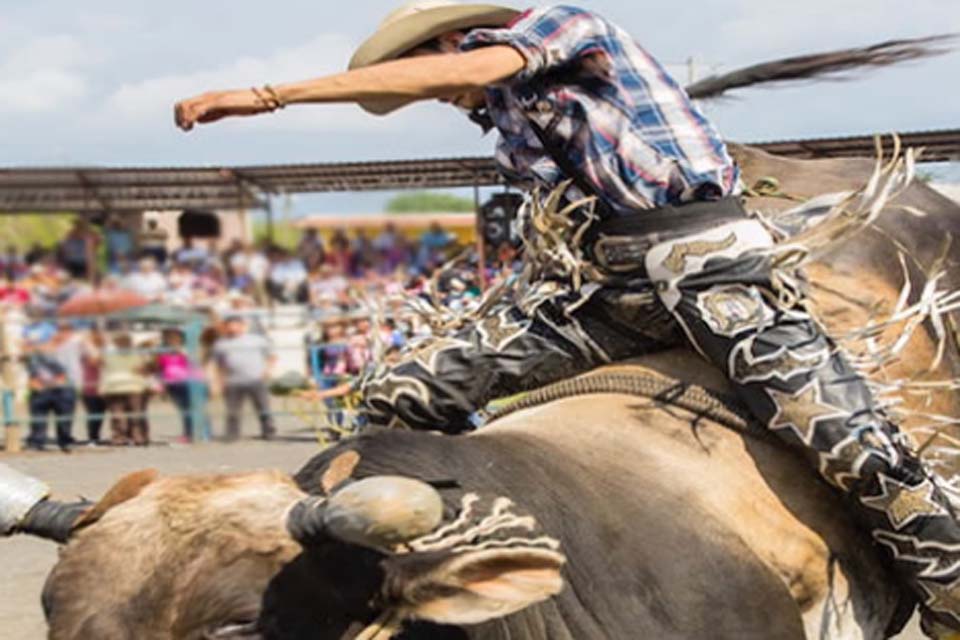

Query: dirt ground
[[0, 399, 320, 639], [0, 400, 926, 639]]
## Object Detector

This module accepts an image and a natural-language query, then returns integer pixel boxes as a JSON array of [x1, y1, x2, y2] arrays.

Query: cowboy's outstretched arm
[[175, 46, 524, 130]]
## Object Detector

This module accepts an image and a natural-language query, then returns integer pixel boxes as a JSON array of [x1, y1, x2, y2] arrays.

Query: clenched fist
[[174, 89, 275, 131]]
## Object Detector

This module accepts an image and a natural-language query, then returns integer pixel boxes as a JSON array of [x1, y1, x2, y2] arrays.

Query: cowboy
[[174, 3, 960, 636]]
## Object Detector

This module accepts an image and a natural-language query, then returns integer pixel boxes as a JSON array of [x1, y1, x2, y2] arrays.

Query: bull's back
[[297, 390, 899, 638], [472, 392, 902, 639]]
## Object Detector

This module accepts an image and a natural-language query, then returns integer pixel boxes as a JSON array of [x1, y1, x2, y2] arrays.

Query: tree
[[0, 213, 78, 250], [385, 191, 474, 213]]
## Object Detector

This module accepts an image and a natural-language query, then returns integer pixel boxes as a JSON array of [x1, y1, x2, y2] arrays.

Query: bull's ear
[[391, 548, 565, 626], [73, 469, 159, 529]]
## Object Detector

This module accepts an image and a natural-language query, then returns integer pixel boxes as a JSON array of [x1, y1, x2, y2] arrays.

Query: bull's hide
[[736, 145, 960, 462]]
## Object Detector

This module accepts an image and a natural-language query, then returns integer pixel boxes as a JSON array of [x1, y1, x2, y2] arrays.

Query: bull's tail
[[686, 34, 956, 100]]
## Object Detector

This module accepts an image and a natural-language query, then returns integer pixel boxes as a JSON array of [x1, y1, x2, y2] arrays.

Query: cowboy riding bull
[[173, 3, 960, 636], [2, 1, 960, 638]]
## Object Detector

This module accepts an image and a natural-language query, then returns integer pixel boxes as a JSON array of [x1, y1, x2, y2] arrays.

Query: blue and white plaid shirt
[[461, 5, 740, 216]]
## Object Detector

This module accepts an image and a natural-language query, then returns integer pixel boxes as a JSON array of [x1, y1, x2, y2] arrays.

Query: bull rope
[[484, 369, 763, 438]]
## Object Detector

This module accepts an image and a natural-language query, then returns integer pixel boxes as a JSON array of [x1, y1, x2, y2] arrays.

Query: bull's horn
[[288, 476, 443, 549], [18, 499, 91, 543], [1, 463, 89, 543]]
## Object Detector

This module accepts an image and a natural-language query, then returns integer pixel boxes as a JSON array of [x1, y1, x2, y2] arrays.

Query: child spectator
[[155, 328, 208, 442]]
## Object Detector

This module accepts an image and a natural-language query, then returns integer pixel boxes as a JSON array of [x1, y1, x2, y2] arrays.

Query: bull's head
[[1, 463, 565, 639]]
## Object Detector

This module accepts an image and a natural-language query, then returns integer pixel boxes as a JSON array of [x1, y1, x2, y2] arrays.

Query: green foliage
[[0, 213, 78, 250], [253, 220, 301, 250], [385, 191, 475, 213]]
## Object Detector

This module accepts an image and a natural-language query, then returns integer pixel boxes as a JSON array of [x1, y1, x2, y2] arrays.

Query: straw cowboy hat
[[349, 0, 519, 115]]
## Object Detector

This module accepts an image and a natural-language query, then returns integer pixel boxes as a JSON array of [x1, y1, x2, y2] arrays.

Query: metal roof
[[1, 129, 957, 213], [749, 128, 960, 162], [295, 212, 477, 230]]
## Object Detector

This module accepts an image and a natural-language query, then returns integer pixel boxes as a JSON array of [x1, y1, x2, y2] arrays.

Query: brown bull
[[4, 358, 907, 639], [737, 145, 960, 443]]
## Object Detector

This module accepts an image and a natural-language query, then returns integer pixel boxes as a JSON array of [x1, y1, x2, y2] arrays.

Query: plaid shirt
[[461, 5, 739, 216]]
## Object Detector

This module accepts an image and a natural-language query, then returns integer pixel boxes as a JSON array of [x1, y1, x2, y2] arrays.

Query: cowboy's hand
[[174, 90, 272, 131]]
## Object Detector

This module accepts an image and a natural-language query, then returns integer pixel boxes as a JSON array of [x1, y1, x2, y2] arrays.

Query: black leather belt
[[588, 197, 749, 272]]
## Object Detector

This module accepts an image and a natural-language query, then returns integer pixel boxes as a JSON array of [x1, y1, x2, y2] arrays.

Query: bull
[[1, 357, 908, 639]]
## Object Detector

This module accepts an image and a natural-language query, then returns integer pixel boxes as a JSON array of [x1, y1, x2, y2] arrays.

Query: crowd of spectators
[[0, 218, 488, 314], [1, 215, 518, 453]]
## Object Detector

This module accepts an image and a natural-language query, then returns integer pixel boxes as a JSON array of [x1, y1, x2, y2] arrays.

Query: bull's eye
[[205, 620, 261, 639]]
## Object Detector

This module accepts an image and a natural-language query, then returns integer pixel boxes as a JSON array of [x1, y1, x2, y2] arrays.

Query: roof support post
[[473, 178, 486, 292], [265, 196, 275, 246]]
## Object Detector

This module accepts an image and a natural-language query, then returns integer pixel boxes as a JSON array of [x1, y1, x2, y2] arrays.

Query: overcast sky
[[1, 0, 958, 214]]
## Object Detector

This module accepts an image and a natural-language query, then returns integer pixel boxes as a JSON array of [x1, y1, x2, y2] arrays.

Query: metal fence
[[0, 304, 392, 450]]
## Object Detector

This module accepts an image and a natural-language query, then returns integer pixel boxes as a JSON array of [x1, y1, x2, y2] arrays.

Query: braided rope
[[487, 370, 766, 438]]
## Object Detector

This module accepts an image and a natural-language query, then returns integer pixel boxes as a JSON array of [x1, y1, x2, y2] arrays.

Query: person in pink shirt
[[154, 328, 208, 442], [346, 318, 372, 375], [0, 275, 30, 307]]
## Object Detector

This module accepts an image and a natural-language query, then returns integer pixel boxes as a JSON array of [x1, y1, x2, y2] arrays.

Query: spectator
[[172, 236, 208, 267], [382, 317, 407, 351], [222, 238, 244, 270], [0, 274, 30, 308], [22, 262, 64, 316], [99, 333, 150, 446], [23, 342, 76, 453], [297, 228, 326, 269], [113, 255, 134, 279], [307, 264, 349, 310], [139, 219, 170, 265], [211, 315, 276, 441], [24, 243, 46, 266], [80, 329, 107, 445], [230, 243, 270, 303], [192, 261, 226, 303], [155, 328, 208, 442], [267, 248, 308, 303], [0, 245, 27, 280], [122, 257, 167, 300], [103, 216, 134, 272], [350, 229, 374, 276], [373, 223, 407, 274], [58, 219, 99, 280], [346, 318, 372, 374], [326, 229, 352, 274], [167, 261, 197, 305], [418, 221, 453, 269], [49, 321, 85, 404]]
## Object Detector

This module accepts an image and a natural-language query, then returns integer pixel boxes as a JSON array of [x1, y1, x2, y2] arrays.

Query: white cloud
[[0, 34, 103, 114], [101, 33, 405, 133], [0, 68, 87, 112]]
